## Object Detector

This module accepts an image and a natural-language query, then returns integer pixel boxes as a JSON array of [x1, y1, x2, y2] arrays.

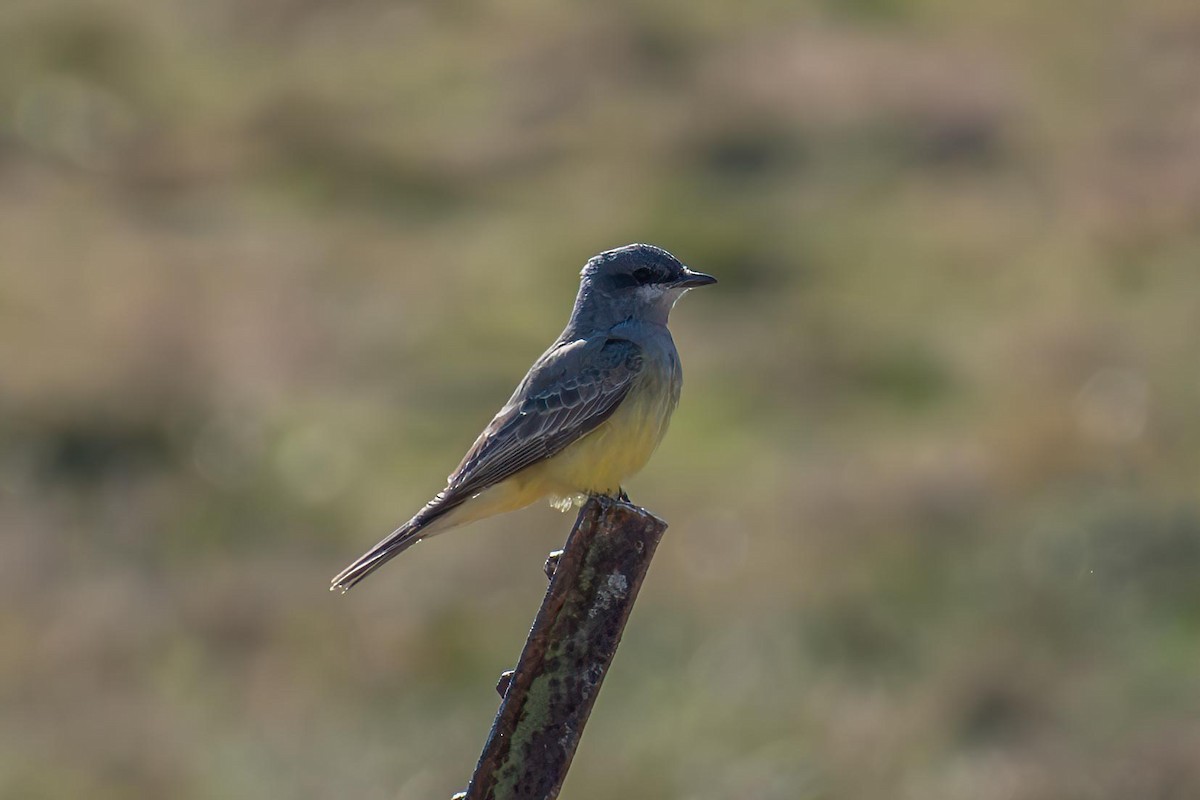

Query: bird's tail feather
[[332, 482, 525, 592], [331, 517, 428, 593]]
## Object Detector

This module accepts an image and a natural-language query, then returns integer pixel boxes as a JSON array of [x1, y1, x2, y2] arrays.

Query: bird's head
[[573, 243, 716, 330]]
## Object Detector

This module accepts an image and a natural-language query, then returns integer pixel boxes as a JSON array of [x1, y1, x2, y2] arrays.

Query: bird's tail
[[332, 481, 529, 592], [331, 515, 430, 593]]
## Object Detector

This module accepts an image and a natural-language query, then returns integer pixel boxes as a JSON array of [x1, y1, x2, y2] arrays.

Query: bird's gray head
[[568, 243, 716, 333]]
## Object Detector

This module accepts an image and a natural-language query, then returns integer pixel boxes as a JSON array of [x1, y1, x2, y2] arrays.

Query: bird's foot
[[585, 490, 634, 511]]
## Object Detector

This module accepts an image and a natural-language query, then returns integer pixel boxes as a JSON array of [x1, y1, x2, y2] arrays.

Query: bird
[[331, 243, 716, 592]]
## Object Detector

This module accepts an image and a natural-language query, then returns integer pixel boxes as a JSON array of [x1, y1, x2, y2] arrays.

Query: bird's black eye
[[632, 267, 654, 285]]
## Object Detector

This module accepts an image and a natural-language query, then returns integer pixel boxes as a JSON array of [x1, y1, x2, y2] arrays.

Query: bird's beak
[[676, 268, 718, 289]]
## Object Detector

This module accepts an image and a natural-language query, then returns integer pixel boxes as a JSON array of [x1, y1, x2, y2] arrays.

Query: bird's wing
[[432, 335, 643, 511], [328, 336, 642, 592]]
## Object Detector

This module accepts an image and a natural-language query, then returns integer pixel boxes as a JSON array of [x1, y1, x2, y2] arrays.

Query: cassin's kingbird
[[332, 243, 715, 592]]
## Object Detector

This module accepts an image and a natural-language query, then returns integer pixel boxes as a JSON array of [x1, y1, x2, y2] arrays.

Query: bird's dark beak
[[677, 268, 718, 289]]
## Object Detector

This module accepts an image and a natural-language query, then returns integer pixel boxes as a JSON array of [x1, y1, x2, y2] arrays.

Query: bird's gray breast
[[620, 321, 682, 410]]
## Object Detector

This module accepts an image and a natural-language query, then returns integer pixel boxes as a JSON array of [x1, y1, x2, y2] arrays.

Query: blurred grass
[[3, 1, 1200, 798]]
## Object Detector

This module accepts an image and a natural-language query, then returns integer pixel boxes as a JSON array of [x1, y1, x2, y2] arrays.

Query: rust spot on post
[[462, 497, 668, 800]]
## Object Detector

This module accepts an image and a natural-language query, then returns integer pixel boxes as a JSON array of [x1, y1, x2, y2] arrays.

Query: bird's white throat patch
[[637, 283, 689, 311], [635, 284, 667, 303]]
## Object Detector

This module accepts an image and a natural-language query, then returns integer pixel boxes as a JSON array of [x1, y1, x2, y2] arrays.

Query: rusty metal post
[[459, 497, 668, 800]]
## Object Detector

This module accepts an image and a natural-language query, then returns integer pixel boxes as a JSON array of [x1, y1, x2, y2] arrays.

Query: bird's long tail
[[331, 515, 430, 593], [332, 481, 533, 592]]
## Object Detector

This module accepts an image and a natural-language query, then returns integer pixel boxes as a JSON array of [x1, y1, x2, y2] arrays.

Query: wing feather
[[431, 336, 642, 512]]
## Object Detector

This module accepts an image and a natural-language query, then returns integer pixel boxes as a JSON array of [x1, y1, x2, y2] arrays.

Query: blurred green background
[[3, 1, 1200, 798]]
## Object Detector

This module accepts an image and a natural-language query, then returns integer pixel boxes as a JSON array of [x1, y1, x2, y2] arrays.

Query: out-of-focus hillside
[[2, 1, 1200, 798]]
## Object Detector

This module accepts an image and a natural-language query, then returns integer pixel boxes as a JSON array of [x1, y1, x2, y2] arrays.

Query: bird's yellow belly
[[528, 369, 678, 499]]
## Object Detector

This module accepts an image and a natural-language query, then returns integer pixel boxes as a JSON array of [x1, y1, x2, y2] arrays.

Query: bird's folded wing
[[433, 336, 644, 509]]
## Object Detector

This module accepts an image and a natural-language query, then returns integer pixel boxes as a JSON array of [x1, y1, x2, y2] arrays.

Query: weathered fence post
[[456, 496, 668, 800]]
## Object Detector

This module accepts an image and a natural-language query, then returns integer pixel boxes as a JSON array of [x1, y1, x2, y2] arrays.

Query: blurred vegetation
[[3, 1, 1200, 798]]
